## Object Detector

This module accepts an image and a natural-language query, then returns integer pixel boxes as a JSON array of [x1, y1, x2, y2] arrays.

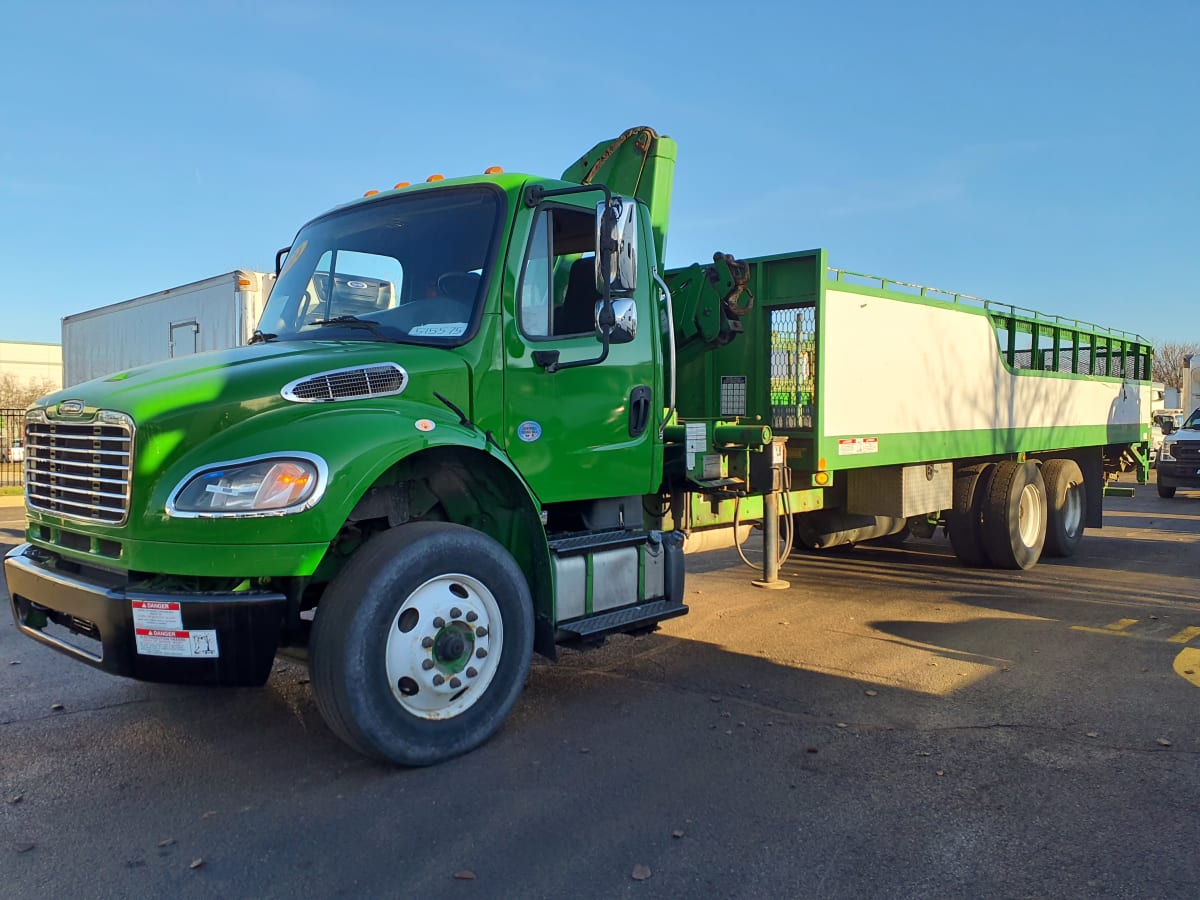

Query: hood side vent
[[282, 363, 408, 403]]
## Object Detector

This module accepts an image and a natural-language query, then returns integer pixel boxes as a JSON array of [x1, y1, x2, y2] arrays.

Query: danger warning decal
[[837, 437, 880, 456], [134, 628, 220, 658], [131, 600, 219, 658]]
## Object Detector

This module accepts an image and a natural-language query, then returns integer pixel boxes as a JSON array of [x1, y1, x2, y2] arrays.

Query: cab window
[[518, 205, 598, 339]]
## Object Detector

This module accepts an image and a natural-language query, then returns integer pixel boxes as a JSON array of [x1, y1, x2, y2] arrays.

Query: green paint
[[817, 424, 1142, 472]]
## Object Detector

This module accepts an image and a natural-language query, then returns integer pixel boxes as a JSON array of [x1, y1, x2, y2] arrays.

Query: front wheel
[[309, 522, 534, 766], [1157, 482, 1177, 499]]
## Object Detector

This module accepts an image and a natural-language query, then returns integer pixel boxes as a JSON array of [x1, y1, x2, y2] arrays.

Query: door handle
[[629, 385, 652, 437]]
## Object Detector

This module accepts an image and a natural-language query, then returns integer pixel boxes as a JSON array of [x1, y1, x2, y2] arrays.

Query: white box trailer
[[62, 270, 275, 387]]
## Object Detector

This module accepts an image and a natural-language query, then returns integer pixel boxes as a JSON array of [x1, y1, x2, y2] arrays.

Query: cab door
[[503, 198, 660, 504]]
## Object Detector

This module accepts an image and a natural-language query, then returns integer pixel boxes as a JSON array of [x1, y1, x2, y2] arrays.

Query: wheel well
[[317, 446, 554, 654]]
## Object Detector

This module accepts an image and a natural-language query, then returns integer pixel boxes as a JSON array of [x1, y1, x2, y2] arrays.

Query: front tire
[[982, 461, 1047, 570], [309, 522, 534, 766], [1157, 482, 1177, 499]]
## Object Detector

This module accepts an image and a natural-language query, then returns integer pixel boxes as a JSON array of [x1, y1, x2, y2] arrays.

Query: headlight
[[1160, 444, 1176, 462], [168, 453, 326, 517]]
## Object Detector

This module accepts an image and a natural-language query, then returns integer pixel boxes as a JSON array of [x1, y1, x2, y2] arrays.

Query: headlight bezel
[[166, 451, 329, 519], [1160, 443, 1176, 462]]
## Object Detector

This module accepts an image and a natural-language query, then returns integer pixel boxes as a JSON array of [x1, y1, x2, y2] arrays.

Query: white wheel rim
[[1018, 482, 1044, 547], [385, 573, 503, 720], [1062, 482, 1083, 536]]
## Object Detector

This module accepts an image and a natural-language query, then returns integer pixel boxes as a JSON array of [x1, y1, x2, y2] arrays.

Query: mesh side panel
[[769, 305, 816, 431]]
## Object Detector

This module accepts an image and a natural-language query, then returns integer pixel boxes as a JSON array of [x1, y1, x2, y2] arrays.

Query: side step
[[557, 598, 688, 642], [547, 529, 651, 556]]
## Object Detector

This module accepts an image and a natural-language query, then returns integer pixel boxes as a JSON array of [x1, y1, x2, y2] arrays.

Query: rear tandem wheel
[[981, 461, 1047, 570]]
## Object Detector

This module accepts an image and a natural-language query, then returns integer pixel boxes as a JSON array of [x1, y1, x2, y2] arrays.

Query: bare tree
[[1151, 341, 1200, 392], [0, 373, 57, 410]]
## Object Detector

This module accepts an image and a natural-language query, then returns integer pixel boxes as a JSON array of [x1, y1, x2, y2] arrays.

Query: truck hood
[[38, 341, 471, 428]]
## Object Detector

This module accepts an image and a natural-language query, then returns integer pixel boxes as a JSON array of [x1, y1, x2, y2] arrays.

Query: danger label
[[837, 437, 880, 456], [134, 628, 219, 658], [131, 600, 183, 631]]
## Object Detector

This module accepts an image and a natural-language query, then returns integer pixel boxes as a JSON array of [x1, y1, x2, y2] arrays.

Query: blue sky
[[1, 0, 1196, 347]]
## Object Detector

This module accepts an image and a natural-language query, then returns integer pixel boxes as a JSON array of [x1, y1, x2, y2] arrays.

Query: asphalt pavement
[[1, 482, 1198, 899]]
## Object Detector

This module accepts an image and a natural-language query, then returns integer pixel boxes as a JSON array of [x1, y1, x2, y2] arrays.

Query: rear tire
[[1042, 458, 1086, 558], [1157, 482, 1177, 499], [982, 461, 1047, 570], [309, 522, 534, 766], [947, 463, 995, 567]]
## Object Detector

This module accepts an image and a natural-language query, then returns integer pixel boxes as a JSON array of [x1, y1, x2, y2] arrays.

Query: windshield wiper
[[309, 315, 400, 341], [248, 329, 278, 344]]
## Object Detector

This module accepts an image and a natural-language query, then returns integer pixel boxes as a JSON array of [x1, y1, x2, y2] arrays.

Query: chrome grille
[[282, 363, 408, 403], [25, 415, 133, 524]]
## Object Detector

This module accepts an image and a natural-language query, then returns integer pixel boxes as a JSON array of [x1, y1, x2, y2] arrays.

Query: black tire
[[982, 461, 1047, 570], [947, 463, 995, 567], [1042, 459, 1086, 558], [309, 521, 534, 766], [1157, 482, 1177, 499]]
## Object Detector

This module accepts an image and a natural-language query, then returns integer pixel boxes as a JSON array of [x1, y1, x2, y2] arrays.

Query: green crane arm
[[563, 126, 749, 357], [562, 126, 677, 266]]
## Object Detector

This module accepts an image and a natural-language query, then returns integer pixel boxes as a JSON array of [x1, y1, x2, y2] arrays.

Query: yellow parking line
[[1173, 648, 1200, 688], [1168, 626, 1200, 645], [1071, 618, 1139, 638], [1105, 619, 1139, 633]]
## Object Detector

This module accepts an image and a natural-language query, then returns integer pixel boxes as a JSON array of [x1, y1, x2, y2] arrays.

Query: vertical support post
[[751, 491, 788, 589]]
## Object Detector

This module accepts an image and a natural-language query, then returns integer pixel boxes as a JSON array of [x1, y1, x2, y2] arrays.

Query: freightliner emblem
[[58, 400, 86, 416]]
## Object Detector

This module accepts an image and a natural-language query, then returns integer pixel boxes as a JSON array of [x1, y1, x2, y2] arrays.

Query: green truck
[[4, 127, 1152, 765]]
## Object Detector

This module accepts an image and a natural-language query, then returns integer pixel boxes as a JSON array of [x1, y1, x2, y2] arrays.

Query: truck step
[[547, 529, 651, 556], [557, 598, 688, 642]]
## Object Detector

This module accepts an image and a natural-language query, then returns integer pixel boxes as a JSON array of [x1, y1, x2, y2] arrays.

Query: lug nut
[[449, 677, 461, 689], [421, 659, 435, 670], [476, 648, 487, 659], [421, 637, 434, 648], [466, 667, 478, 678], [476, 626, 488, 637], [432, 674, 445, 686], [450, 607, 462, 619], [433, 616, 446, 628], [466, 611, 478, 622]]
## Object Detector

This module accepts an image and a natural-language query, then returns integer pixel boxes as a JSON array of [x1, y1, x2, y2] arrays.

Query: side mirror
[[595, 197, 638, 296], [594, 297, 637, 344]]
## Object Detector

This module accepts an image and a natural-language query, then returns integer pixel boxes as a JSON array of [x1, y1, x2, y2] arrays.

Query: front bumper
[[5, 544, 286, 686], [1157, 459, 1200, 489]]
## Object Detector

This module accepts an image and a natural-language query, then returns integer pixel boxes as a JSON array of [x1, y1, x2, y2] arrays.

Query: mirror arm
[[524, 183, 612, 208], [525, 181, 624, 374], [275, 246, 291, 276], [534, 333, 611, 374]]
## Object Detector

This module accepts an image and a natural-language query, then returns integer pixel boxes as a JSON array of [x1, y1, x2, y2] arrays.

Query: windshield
[[1184, 409, 1200, 430], [259, 186, 502, 345]]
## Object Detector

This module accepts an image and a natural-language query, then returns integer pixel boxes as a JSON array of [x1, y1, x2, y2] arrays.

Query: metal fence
[[1, 408, 25, 488]]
